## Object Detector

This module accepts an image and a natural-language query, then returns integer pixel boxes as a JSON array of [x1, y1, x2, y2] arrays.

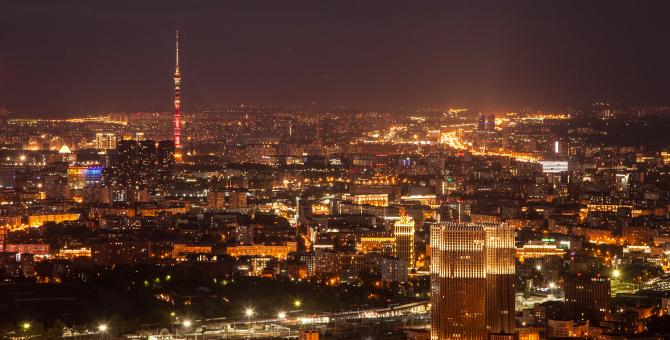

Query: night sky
[[1, 1, 670, 118]]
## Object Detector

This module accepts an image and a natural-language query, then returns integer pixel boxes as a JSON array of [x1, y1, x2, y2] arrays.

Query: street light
[[295, 301, 301, 307], [184, 321, 191, 327], [614, 270, 619, 278], [23, 324, 30, 330], [100, 325, 107, 340], [279, 313, 285, 319]]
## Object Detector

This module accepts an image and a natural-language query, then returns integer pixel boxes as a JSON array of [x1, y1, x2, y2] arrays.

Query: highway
[[440, 131, 537, 162]]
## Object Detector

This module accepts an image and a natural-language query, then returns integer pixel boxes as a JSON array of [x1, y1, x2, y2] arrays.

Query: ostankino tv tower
[[174, 30, 181, 148]]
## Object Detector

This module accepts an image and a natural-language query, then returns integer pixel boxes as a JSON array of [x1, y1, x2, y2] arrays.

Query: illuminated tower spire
[[174, 30, 181, 147]]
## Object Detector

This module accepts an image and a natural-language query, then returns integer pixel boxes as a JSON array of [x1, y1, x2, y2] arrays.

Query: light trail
[[440, 131, 538, 162]]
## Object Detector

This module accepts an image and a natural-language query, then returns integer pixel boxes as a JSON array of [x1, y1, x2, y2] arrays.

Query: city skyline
[[4, 2, 670, 340]]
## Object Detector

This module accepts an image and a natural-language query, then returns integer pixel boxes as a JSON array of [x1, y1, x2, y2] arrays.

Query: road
[[440, 131, 537, 162]]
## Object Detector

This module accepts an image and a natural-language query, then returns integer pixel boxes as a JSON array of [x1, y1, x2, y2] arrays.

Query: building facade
[[565, 275, 611, 325], [394, 215, 415, 268], [431, 222, 515, 340]]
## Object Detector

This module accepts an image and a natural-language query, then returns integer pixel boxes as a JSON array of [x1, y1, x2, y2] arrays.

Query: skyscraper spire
[[174, 30, 181, 147]]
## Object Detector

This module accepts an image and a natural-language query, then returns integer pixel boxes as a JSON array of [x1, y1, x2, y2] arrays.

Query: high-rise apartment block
[[117, 140, 139, 189], [138, 140, 157, 190], [110, 140, 174, 194], [431, 222, 515, 340], [382, 257, 408, 283], [95, 132, 117, 150]]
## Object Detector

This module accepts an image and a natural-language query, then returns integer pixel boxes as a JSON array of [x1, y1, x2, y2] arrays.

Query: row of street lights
[[85, 301, 304, 340], [244, 300, 300, 322]]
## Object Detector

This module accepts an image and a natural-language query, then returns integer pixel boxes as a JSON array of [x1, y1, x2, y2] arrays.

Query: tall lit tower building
[[431, 222, 515, 340], [394, 215, 415, 268], [485, 223, 516, 335], [174, 30, 181, 148]]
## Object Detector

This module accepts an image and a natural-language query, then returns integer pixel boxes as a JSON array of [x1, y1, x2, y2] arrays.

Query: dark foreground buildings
[[565, 274, 611, 325]]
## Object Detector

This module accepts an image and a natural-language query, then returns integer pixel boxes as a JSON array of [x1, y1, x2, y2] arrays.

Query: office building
[[565, 275, 611, 325], [67, 167, 87, 190], [486, 114, 495, 133], [485, 223, 516, 334], [477, 114, 487, 133], [431, 222, 515, 340], [394, 215, 415, 268]]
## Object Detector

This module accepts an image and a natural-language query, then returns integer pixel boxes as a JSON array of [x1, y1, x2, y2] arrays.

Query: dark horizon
[[2, 0, 670, 118]]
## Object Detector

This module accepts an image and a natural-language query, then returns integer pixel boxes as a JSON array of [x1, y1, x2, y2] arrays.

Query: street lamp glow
[[279, 313, 285, 319], [99, 326, 107, 331], [549, 283, 555, 288], [183, 321, 191, 327], [295, 301, 301, 307], [614, 270, 619, 277], [246, 310, 253, 316], [23, 324, 30, 330]]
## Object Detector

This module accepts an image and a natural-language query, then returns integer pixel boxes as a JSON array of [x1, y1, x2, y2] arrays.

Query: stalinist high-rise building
[[431, 222, 515, 340]]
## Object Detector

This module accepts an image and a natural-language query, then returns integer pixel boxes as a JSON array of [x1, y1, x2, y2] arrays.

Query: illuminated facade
[[399, 195, 437, 206], [394, 215, 415, 268], [538, 161, 568, 173], [226, 242, 297, 259], [172, 244, 213, 257], [2, 244, 50, 256], [67, 167, 86, 189], [431, 222, 515, 340], [515, 244, 565, 261], [587, 203, 633, 213], [485, 223, 516, 335], [95, 132, 117, 150], [358, 235, 395, 255], [68, 167, 103, 190], [343, 194, 388, 207], [27, 213, 80, 227], [58, 247, 92, 259]]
